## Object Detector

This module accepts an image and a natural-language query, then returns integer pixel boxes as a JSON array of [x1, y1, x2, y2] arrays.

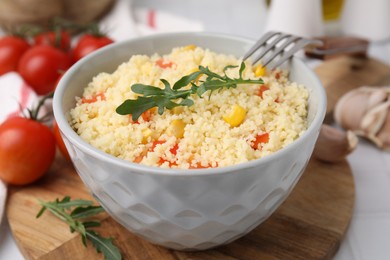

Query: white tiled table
[[1, 0, 390, 259]]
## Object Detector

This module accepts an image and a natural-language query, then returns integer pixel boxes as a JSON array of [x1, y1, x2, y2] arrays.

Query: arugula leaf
[[173, 70, 202, 90], [71, 205, 105, 219], [87, 230, 122, 260], [37, 197, 122, 260], [116, 62, 264, 120]]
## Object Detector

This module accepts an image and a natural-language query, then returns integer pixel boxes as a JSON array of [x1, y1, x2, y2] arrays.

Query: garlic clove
[[376, 110, 390, 151], [367, 88, 389, 109], [334, 86, 390, 131], [313, 124, 358, 163], [360, 101, 390, 136], [334, 89, 370, 130], [334, 86, 390, 151]]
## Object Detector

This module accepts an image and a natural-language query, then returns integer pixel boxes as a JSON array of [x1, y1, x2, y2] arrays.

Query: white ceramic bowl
[[53, 32, 326, 250]]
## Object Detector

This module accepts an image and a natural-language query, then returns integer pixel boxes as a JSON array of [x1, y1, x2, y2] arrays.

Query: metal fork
[[243, 31, 322, 70]]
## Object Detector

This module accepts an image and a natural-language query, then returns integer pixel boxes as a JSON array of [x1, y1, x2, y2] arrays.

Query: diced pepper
[[166, 119, 185, 138], [156, 58, 175, 69], [151, 141, 178, 155], [81, 92, 105, 104], [223, 104, 246, 127], [253, 64, 266, 77], [158, 158, 177, 167], [134, 153, 145, 163], [129, 109, 155, 124], [257, 85, 270, 98], [141, 109, 154, 121], [152, 141, 178, 167], [251, 133, 270, 150], [189, 162, 216, 169], [134, 139, 177, 164], [169, 143, 179, 155], [151, 140, 166, 151]]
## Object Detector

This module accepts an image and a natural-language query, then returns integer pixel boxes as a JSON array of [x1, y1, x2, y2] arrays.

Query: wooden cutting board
[[7, 155, 353, 260], [6, 56, 390, 259], [314, 56, 390, 122]]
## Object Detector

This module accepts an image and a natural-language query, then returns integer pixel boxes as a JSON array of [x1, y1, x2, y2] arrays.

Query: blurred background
[[0, 0, 389, 41], [1, 0, 389, 61]]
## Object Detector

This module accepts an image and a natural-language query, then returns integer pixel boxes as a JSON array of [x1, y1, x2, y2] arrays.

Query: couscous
[[69, 46, 309, 169]]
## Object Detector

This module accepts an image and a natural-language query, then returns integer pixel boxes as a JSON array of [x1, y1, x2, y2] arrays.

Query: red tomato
[[53, 120, 70, 160], [0, 36, 30, 75], [18, 45, 71, 95], [54, 72, 64, 89], [34, 31, 71, 51], [71, 34, 114, 63], [0, 117, 56, 185]]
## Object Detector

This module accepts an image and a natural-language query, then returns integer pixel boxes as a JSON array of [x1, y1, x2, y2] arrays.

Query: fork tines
[[243, 31, 322, 70]]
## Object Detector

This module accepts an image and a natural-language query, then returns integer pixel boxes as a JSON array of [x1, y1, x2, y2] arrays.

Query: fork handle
[[304, 36, 369, 60]]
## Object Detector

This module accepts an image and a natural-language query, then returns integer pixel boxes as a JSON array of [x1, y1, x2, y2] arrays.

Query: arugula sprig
[[36, 196, 121, 260], [116, 62, 264, 121]]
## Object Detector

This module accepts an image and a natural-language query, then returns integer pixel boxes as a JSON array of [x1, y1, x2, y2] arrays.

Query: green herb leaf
[[239, 62, 246, 78], [116, 62, 263, 120], [223, 65, 238, 74], [87, 230, 122, 260], [172, 70, 202, 90], [37, 197, 122, 260], [71, 205, 105, 219], [131, 84, 166, 96], [55, 198, 94, 210], [83, 221, 101, 228]]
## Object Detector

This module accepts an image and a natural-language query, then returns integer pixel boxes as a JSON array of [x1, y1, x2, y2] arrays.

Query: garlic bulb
[[313, 124, 358, 163], [334, 86, 390, 150]]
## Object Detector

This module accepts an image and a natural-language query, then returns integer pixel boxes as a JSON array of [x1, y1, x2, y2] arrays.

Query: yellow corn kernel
[[223, 104, 246, 127], [141, 128, 153, 144], [166, 119, 186, 138], [172, 106, 184, 114], [254, 64, 266, 77], [183, 44, 196, 51]]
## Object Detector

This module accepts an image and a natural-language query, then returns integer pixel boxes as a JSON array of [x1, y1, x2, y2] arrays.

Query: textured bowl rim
[[54, 32, 327, 176]]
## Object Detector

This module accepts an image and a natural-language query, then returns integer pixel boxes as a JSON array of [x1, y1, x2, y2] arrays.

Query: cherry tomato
[[54, 72, 64, 89], [34, 30, 71, 51], [18, 45, 71, 95], [0, 117, 56, 185], [71, 34, 113, 63], [53, 120, 70, 160], [0, 36, 30, 75]]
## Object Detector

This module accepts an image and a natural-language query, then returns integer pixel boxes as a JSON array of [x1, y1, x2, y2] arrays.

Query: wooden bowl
[[0, 0, 115, 33]]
